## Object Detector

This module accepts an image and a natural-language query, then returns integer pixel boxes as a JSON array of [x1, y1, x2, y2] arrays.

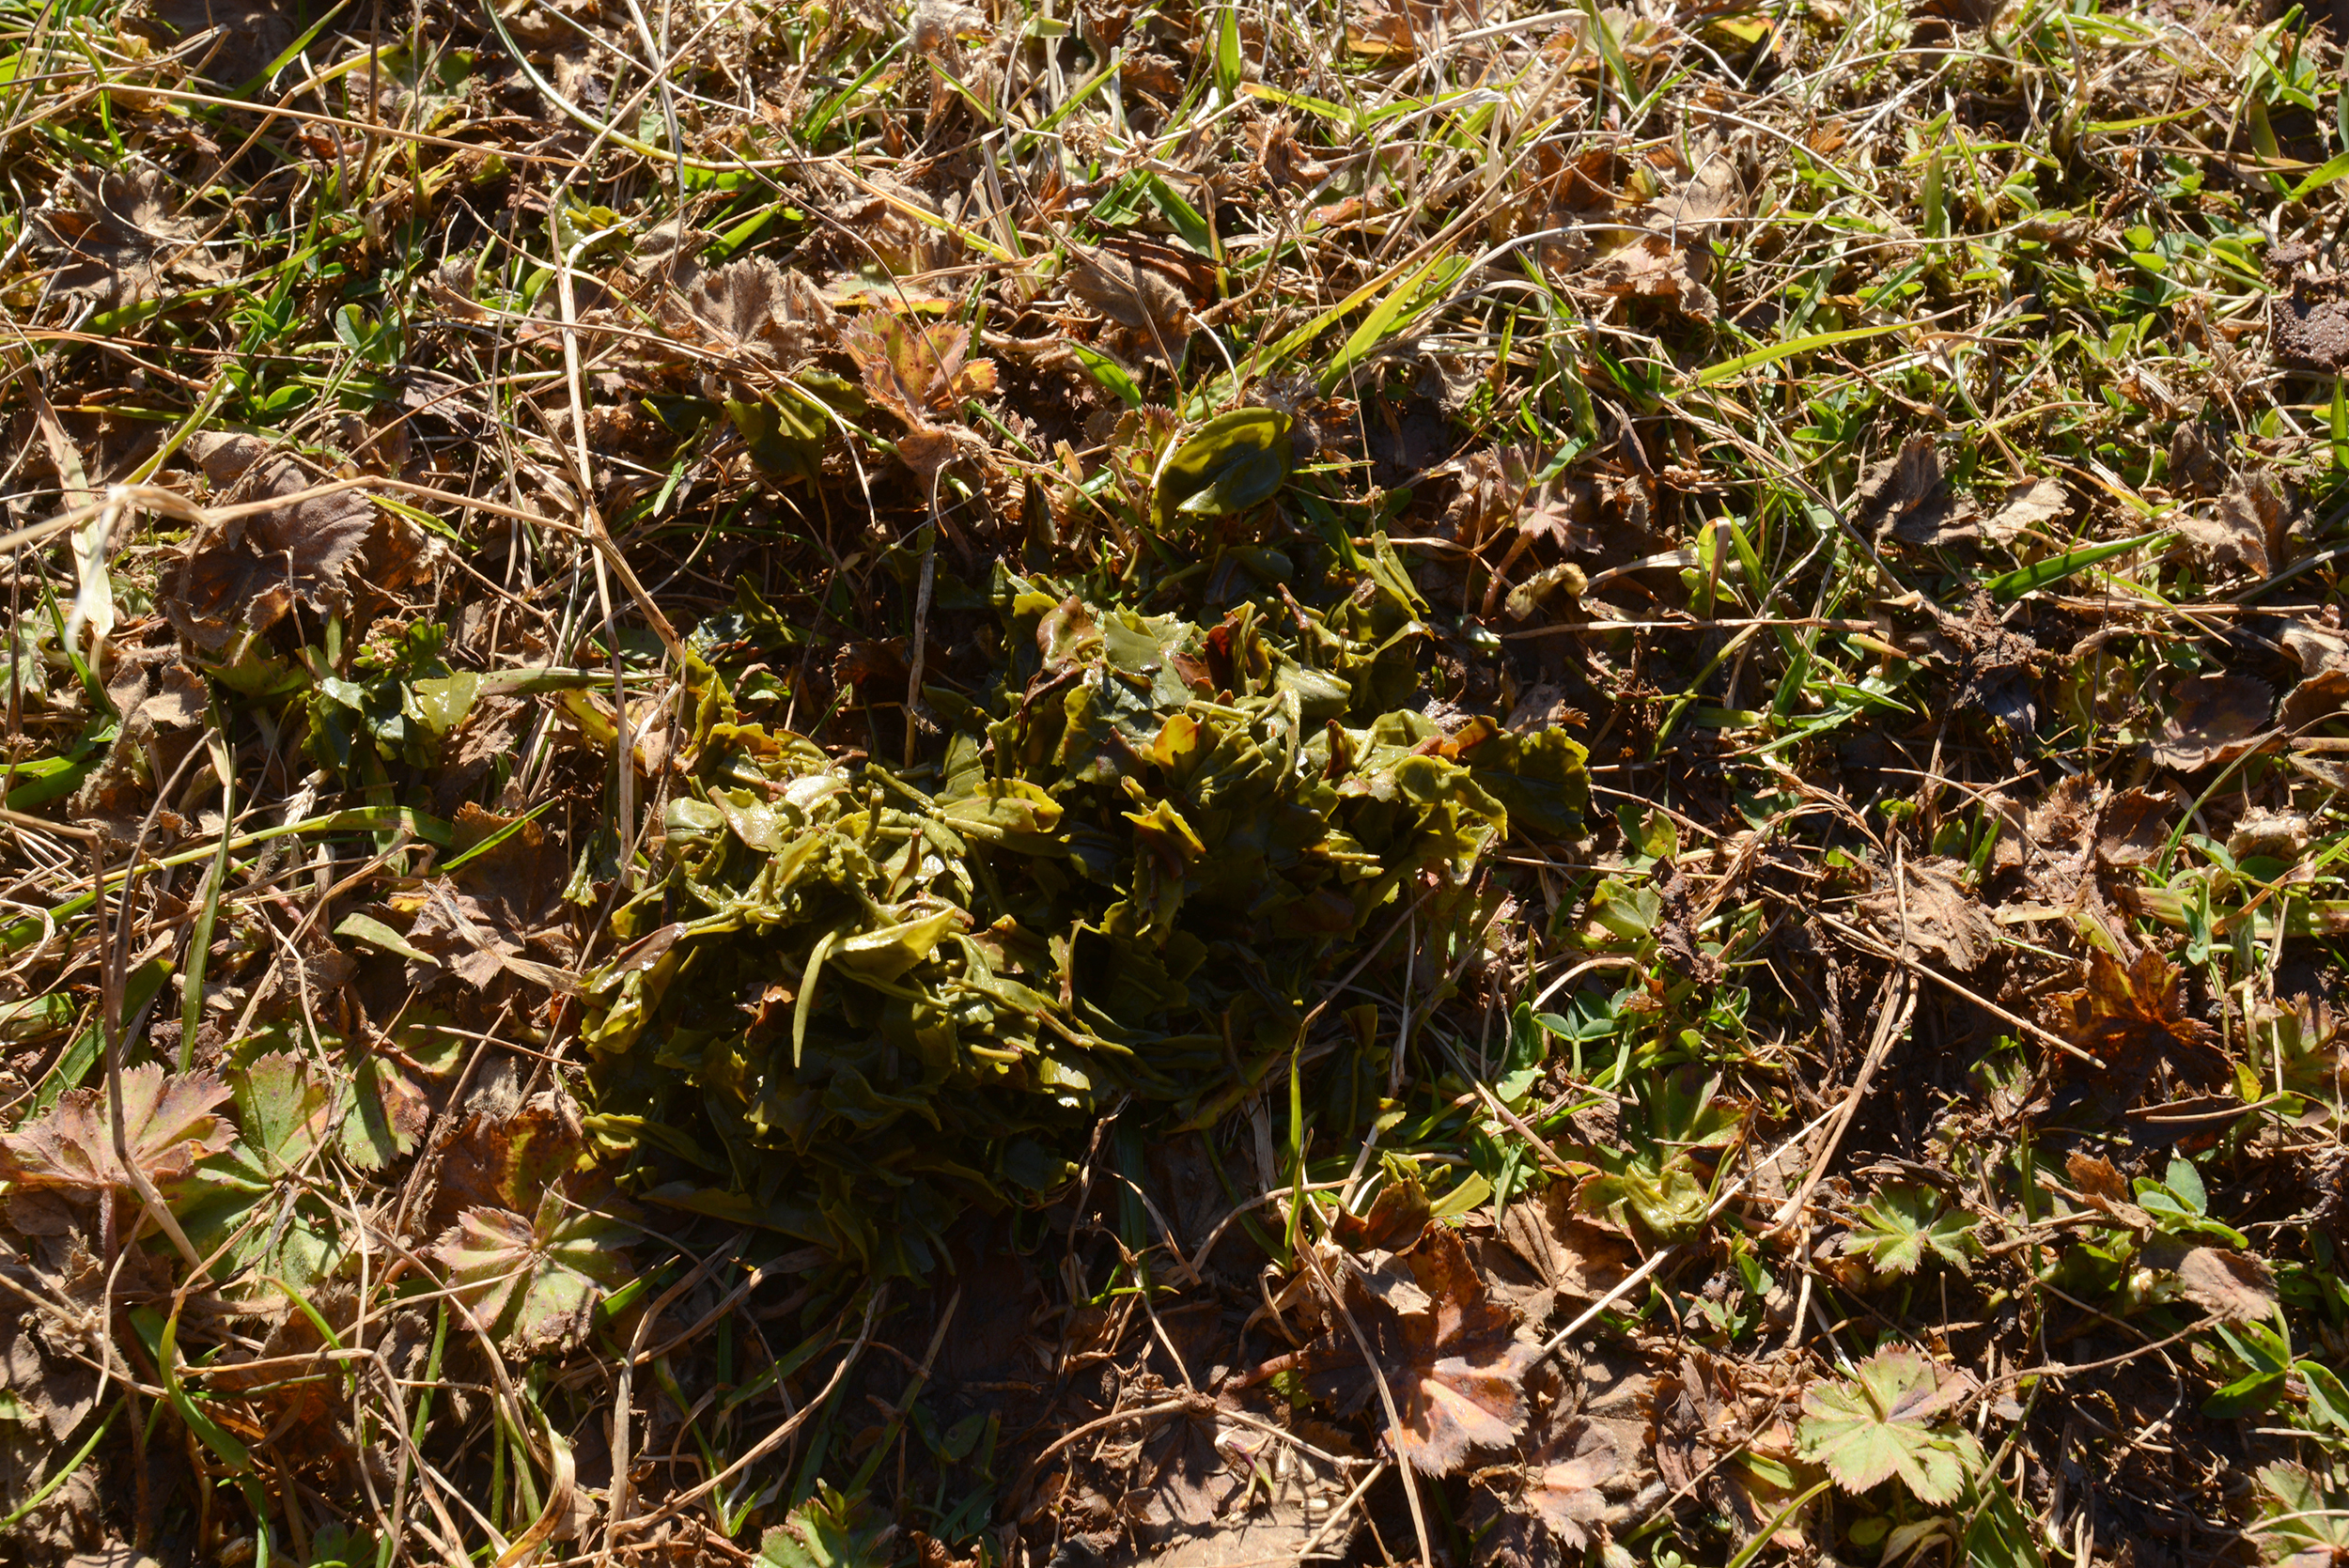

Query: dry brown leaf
[[1301, 1224, 1540, 1476], [2054, 944, 2225, 1105], [664, 256, 838, 372], [2094, 787, 2172, 870], [1857, 856, 1996, 971], [2172, 1246, 2279, 1323], [1521, 1416, 1618, 1546], [1333, 1175, 1433, 1252], [2151, 673, 2274, 771], [2169, 422, 2228, 495], [29, 164, 224, 309], [1979, 476, 2071, 544], [1855, 437, 1977, 544], [2280, 624, 2349, 730], [843, 314, 997, 424], [167, 432, 428, 655], [1063, 235, 1209, 341], [2176, 472, 2291, 576], [2064, 1151, 2154, 1231]]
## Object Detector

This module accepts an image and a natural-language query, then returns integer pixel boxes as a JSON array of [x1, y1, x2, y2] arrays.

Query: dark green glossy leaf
[[1152, 408, 1295, 527]]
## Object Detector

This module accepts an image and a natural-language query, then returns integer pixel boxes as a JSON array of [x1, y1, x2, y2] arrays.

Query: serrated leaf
[[1845, 1184, 1979, 1277], [432, 1186, 635, 1352], [1301, 1224, 1540, 1475], [1797, 1346, 1983, 1505], [228, 1050, 333, 1172], [0, 1063, 234, 1198]]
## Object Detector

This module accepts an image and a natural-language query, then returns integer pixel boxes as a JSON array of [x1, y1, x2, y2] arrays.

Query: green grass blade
[[1984, 531, 2170, 601]]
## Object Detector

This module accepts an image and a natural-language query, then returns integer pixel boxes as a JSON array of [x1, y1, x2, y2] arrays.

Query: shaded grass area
[[2, 0, 2349, 1564]]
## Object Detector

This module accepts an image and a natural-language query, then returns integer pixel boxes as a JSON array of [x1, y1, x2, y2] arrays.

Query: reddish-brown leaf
[[0, 1064, 233, 1198], [1303, 1224, 1540, 1475]]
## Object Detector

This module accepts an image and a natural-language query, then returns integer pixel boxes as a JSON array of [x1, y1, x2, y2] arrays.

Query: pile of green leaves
[[582, 547, 1588, 1273]]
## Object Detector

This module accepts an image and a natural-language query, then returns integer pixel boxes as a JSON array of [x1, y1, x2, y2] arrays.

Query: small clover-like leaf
[[1845, 1184, 1979, 1277], [1797, 1346, 1983, 1505]]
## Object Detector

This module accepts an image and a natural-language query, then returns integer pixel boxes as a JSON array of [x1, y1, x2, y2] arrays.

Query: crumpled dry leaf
[[427, 1088, 588, 1235], [28, 164, 224, 309], [0, 1307, 100, 1443], [2063, 1151, 2155, 1231], [1858, 855, 1997, 970], [0, 1063, 233, 1200], [663, 256, 839, 372], [1587, 144, 1745, 321], [1438, 443, 1537, 550], [1064, 235, 1210, 342], [1858, 437, 1977, 545], [1520, 1416, 1618, 1546], [2169, 421, 2228, 496], [166, 432, 428, 655], [1333, 1176, 1433, 1253], [1302, 1224, 1540, 1475], [2175, 471, 2293, 577], [2279, 623, 2349, 730], [1497, 1181, 1638, 1302], [2151, 673, 2274, 771]]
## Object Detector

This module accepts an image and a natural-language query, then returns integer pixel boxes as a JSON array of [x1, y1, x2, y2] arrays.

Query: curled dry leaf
[[1332, 1175, 1433, 1253], [1587, 139, 1745, 322], [2279, 624, 2349, 730], [1860, 437, 1971, 544], [2175, 471, 2293, 577], [0, 1063, 233, 1199]]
